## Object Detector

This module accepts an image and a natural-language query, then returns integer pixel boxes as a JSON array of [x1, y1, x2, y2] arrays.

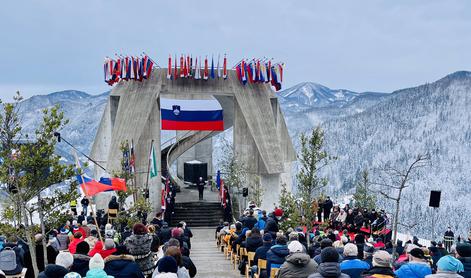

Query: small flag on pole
[[217, 54, 221, 78], [167, 55, 172, 79], [210, 55, 215, 79], [203, 56, 209, 80], [223, 54, 227, 79], [149, 144, 157, 178]]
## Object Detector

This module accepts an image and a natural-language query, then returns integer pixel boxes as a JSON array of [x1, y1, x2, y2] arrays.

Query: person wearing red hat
[[265, 208, 284, 236]]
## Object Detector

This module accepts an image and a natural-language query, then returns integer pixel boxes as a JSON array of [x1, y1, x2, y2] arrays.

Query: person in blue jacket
[[395, 248, 432, 278], [339, 243, 370, 278], [266, 235, 289, 276]]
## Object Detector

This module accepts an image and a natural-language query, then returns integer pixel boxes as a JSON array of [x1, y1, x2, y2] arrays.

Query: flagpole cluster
[[166, 54, 228, 81], [104, 54, 155, 86], [234, 58, 285, 91]]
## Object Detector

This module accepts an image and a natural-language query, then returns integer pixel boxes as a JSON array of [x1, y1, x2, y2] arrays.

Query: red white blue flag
[[160, 98, 224, 131]]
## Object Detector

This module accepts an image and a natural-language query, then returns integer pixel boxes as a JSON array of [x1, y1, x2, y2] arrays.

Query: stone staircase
[[171, 201, 224, 227]]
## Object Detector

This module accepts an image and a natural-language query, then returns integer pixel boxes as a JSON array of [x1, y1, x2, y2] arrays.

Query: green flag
[[149, 144, 158, 178]]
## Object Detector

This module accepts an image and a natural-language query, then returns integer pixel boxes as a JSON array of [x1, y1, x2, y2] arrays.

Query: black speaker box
[[429, 190, 441, 208]]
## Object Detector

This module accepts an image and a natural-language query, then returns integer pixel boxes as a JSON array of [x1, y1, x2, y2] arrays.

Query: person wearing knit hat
[[361, 250, 395, 277], [70, 241, 91, 277], [277, 240, 317, 278], [424, 255, 464, 277], [85, 254, 114, 278], [308, 247, 349, 278], [156, 256, 178, 277], [38, 252, 76, 278], [339, 243, 370, 278], [395, 248, 432, 278], [455, 243, 471, 278]]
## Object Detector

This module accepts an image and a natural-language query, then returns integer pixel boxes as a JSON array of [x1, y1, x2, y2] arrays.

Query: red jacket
[[68, 238, 84, 254]]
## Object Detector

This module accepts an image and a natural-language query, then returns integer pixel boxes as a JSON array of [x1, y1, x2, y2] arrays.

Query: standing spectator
[[444, 227, 455, 252], [81, 196, 90, 216], [125, 223, 155, 276], [308, 247, 349, 278], [39, 252, 76, 278], [323, 197, 334, 222], [154, 246, 190, 278], [425, 255, 464, 278], [34, 234, 59, 274], [394, 248, 432, 278], [86, 253, 113, 278], [197, 177, 205, 201], [69, 232, 84, 254], [108, 196, 119, 211], [456, 243, 471, 278], [276, 240, 317, 278], [70, 241, 90, 277], [339, 243, 370, 278], [85, 229, 99, 250], [362, 250, 395, 277], [0, 236, 25, 276], [57, 227, 70, 251], [154, 256, 178, 278], [104, 245, 144, 278], [70, 199, 78, 215]]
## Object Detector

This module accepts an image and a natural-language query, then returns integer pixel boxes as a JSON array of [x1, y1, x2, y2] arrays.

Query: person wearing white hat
[[86, 254, 114, 278], [276, 240, 318, 278]]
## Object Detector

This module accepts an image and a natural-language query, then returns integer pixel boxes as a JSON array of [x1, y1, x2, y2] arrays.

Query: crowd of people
[[217, 201, 471, 278], [0, 198, 197, 278]]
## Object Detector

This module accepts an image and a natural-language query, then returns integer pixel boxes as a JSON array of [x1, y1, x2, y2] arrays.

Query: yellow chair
[[254, 259, 267, 278], [232, 244, 241, 269], [245, 251, 256, 278], [270, 267, 279, 278], [108, 208, 118, 223]]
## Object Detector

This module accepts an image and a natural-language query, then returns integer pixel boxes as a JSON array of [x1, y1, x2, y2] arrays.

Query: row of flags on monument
[[235, 59, 284, 91], [104, 55, 154, 86], [167, 54, 228, 80]]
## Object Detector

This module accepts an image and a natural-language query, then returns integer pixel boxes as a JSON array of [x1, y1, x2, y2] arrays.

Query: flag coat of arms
[[149, 144, 158, 178], [161, 98, 224, 130]]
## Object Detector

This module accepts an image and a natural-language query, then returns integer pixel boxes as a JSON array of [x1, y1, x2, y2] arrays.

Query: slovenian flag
[[160, 98, 224, 131]]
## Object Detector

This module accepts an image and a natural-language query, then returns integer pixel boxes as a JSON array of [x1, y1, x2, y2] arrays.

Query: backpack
[[0, 247, 17, 271]]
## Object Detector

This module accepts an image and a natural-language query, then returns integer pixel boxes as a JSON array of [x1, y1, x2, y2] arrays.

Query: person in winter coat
[[39, 252, 78, 278], [314, 239, 344, 265], [153, 246, 190, 278], [245, 228, 264, 252], [0, 236, 25, 276], [57, 228, 70, 251], [71, 241, 91, 277], [125, 223, 155, 276], [425, 255, 464, 278], [104, 246, 144, 278], [243, 209, 258, 230], [276, 241, 317, 278], [255, 211, 268, 230], [154, 256, 178, 278], [69, 232, 84, 254], [266, 235, 290, 276], [265, 209, 284, 236], [308, 247, 350, 278], [85, 254, 114, 278], [252, 233, 274, 277], [323, 197, 334, 222], [394, 248, 432, 278], [456, 243, 471, 278], [361, 250, 396, 278], [340, 243, 370, 278]]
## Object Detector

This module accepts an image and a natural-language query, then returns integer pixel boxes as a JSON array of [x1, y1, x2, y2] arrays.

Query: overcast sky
[[1, 0, 470, 99]]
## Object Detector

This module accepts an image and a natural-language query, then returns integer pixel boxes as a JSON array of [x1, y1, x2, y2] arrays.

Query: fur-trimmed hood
[[104, 254, 135, 263]]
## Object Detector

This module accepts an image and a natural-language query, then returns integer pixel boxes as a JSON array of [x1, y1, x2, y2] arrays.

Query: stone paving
[[190, 228, 241, 278]]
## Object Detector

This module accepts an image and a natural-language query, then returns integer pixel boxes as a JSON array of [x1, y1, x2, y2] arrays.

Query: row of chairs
[[216, 234, 279, 278]]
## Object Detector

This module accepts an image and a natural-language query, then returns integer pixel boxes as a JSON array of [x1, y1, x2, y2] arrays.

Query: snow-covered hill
[[9, 71, 471, 239]]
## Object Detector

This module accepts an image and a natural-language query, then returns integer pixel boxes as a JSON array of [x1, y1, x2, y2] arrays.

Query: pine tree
[[296, 126, 334, 242], [352, 169, 376, 209]]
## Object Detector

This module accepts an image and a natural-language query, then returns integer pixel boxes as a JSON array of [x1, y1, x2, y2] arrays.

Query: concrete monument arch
[[90, 68, 296, 214]]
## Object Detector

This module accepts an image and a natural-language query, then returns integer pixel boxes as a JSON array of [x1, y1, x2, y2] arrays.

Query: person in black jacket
[[104, 245, 145, 278], [70, 241, 90, 277], [243, 209, 258, 230], [456, 243, 471, 278], [323, 197, 334, 222], [244, 228, 263, 252], [197, 177, 205, 201], [108, 196, 119, 210], [81, 197, 90, 216]]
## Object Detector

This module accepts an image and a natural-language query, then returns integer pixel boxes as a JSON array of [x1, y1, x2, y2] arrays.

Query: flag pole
[[131, 139, 139, 204], [145, 139, 154, 197]]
